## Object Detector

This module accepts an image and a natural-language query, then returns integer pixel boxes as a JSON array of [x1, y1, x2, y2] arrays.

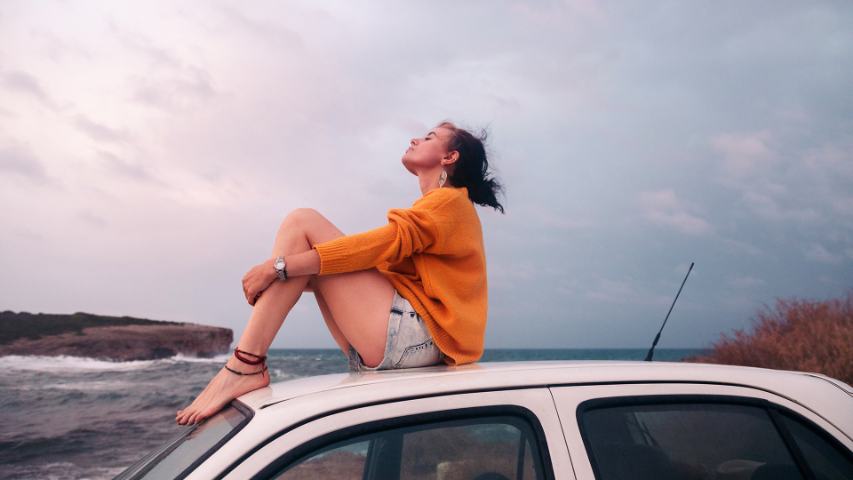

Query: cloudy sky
[[1, 1, 851, 350]]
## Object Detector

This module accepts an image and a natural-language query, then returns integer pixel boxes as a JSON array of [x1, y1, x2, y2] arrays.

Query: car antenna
[[644, 261, 694, 362]]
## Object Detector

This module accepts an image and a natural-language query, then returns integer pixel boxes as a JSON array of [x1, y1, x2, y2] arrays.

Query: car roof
[[237, 360, 851, 423]]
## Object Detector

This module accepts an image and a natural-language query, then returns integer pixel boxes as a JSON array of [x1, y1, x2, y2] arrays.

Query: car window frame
[[574, 394, 849, 480], [117, 400, 254, 480], [251, 405, 555, 480], [775, 409, 853, 479], [216, 387, 572, 480]]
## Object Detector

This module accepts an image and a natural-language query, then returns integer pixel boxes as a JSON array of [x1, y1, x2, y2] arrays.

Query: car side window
[[270, 415, 545, 480], [579, 401, 804, 480], [399, 421, 540, 479], [274, 439, 369, 479], [777, 411, 853, 480]]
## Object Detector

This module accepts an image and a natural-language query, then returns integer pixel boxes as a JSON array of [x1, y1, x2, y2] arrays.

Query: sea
[[0, 348, 708, 480]]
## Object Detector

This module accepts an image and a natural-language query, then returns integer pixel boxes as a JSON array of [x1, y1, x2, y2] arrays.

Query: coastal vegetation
[[0, 311, 231, 361], [0, 310, 180, 345], [686, 290, 852, 385]]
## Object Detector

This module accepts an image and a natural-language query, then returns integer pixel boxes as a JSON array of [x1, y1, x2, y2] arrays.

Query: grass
[[0, 310, 181, 345], [684, 289, 852, 385]]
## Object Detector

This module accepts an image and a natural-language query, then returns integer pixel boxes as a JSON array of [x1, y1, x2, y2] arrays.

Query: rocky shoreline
[[0, 311, 233, 361]]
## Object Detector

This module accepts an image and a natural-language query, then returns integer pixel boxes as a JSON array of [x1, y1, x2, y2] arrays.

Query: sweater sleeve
[[312, 202, 443, 275]]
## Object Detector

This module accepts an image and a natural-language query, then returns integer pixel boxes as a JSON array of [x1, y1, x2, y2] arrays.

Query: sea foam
[[0, 355, 157, 372], [0, 352, 229, 372]]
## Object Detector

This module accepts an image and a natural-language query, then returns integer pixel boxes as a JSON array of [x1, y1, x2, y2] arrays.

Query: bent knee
[[282, 208, 323, 227]]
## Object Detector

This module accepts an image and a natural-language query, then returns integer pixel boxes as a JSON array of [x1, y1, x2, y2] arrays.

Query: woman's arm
[[242, 249, 320, 305], [284, 249, 321, 277], [310, 189, 459, 276]]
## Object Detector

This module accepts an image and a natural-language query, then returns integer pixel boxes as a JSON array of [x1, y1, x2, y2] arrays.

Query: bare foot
[[176, 357, 269, 425]]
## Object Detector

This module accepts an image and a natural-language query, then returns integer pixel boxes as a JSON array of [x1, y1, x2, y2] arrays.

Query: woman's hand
[[242, 258, 277, 306]]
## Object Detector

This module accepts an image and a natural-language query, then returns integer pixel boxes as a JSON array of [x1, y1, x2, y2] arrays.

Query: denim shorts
[[348, 290, 445, 372]]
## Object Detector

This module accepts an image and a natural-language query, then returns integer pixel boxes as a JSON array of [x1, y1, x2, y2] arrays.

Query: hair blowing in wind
[[438, 121, 505, 214]]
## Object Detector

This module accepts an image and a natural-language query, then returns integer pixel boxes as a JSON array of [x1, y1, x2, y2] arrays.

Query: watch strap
[[274, 256, 288, 281]]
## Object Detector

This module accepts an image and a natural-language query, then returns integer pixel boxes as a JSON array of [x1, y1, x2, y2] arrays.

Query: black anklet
[[224, 364, 268, 376]]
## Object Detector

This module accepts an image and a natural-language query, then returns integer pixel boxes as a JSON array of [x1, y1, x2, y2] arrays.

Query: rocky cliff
[[0, 311, 233, 361]]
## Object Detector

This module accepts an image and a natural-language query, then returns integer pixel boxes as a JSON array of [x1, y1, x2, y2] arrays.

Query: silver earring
[[438, 169, 447, 188]]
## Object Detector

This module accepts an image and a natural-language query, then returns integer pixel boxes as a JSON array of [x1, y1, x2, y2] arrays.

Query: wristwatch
[[274, 256, 288, 281]]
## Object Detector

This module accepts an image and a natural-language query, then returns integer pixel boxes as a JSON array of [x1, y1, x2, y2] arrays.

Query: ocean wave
[[0, 355, 158, 372], [270, 368, 297, 381], [51, 380, 141, 391], [0, 353, 230, 372], [167, 353, 230, 364], [0, 460, 125, 480]]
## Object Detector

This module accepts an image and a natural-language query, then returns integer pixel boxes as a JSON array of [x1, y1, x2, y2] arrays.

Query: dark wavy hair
[[437, 121, 505, 214]]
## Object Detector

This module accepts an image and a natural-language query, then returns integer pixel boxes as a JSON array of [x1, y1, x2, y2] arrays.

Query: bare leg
[[176, 209, 393, 425], [310, 278, 350, 354], [258, 209, 393, 366], [310, 270, 395, 366]]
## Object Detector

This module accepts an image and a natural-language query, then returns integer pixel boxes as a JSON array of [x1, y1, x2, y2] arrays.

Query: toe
[[193, 403, 212, 424], [188, 411, 201, 425], [197, 405, 217, 424], [178, 410, 192, 425]]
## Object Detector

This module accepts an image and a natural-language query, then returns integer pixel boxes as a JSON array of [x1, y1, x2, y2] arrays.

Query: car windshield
[[115, 403, 251, 480]]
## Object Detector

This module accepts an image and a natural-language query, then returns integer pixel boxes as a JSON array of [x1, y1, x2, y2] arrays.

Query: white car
[[115, 360, 853, 480]]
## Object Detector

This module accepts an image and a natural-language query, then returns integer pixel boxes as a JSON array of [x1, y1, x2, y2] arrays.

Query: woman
[[176, 120, 504, 426]]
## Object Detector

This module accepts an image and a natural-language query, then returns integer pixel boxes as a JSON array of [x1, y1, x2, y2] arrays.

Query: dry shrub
[[684, 290, 852, 385]]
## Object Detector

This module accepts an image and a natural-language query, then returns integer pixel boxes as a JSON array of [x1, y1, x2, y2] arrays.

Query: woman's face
[[401, 126, 454, 174]]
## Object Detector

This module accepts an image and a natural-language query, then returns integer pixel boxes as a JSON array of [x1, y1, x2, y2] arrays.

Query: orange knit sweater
[[312, 186, 487, 365]]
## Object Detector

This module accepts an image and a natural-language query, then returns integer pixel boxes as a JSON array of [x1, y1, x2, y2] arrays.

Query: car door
[[550, 383, 853, 480], [220, 388, 573, 479]]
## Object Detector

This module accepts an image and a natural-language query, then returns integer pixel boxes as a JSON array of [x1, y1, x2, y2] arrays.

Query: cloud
[[28, 28, 94, 63], [74, 115, 130, 143], [802, 144, 853, 182], [1, 70, 47, 99], [517, 206, 592, 231], [638, 189, 713, 235], [130, 66, 216, 111], [77, 210, 109, 228], [510, 0, 609, 25], [218, 5, 304, 49], [0, 144, 48, 181], [831, 196, 853, 217], [720, 237, 764, 256], [741, 190, 822, 223], [101, 21, 219, 112], [97, 150, 161, 184], [109, 21, 183, 69], [804, 243, 846, 265], [729, 275, 765, 289], [583, 276, 672, 307], [0, 70, 57, 109], [711, 130, 775, 178], [801, 144, 853, 221], [711, 137, 851, 227]]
